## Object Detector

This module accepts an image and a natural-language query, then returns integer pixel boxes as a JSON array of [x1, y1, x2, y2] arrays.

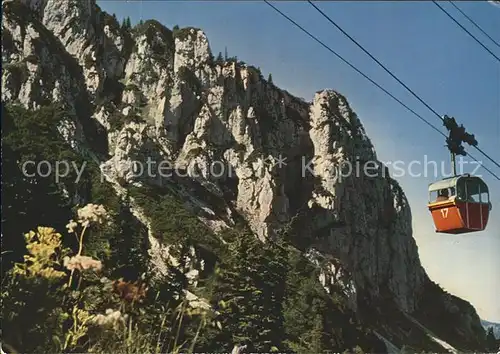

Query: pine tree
[[486, 327, 496, 350], [216, 52, 223, 64], [309, 299, 324, 351], [206, 228, 288, 352], [268, 73, 273, 84], [121, 17, 132, 30], [125, 17, 131, 29], [1, 104, 85, 273], [108, 196, 148, 280], [224, 46, 228, 60]]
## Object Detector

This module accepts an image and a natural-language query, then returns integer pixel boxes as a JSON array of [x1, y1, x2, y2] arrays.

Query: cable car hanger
[[442, 115, 478, 176]]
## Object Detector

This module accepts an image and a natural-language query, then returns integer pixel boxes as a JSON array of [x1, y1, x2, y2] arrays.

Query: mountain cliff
[[1, 0, 489, 352]]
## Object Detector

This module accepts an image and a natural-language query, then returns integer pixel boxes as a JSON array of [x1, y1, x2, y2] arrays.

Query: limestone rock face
[[1, 0, 486, 350], [19, 0, 128, 97]]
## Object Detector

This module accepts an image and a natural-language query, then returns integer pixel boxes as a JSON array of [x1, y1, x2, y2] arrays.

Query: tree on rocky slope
[[203, 227, 288, 351], [486, 327, 497, 351]]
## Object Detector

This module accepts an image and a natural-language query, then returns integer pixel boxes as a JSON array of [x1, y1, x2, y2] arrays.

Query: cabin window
[[464, 179, 487, 203], [468, 192, 480, 203], [456, 182, 465, 200], [429, 187, 455, 202]]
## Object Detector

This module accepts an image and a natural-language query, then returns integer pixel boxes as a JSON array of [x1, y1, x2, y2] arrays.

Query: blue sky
[[98, 0, 500, 321]]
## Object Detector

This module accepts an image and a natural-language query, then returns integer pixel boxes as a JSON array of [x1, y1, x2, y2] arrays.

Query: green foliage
[[233, 142, 246, 154], [1, 104, 85, 270], [268, 73, 273, 84], [2, 27, 15, 53], [2, 265, 70, 352], [215, 51, 224, 65], [106, 105, 144, 131], [172, 26, 200, 42], [2, 61, 28, 82], [414, 278, 488, 351], [124, 82, 140, 91], [134, 19, 174, 58], [128, 185, 222, 258], [199, 227, 288, 351], [102, 12, 121, 33], [485, 327, 497, 351], [282, 247, 384, 353], [1, 210, 216, 353], [1, 100, 389, 353], [84, 53, 95, 69], [121, 16, 132, 30], [108, 197, 149, 280], [1, 103, 145, 282]]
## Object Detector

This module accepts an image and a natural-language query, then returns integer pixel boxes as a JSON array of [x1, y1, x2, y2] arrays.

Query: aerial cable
[[432, 1, 500, 63], [264, 1, 500, 181], [263, 1, 444, 137], [465, 151, 500, 181], [447, 1, 500, 49], [307, 0, 500, 171], [307, 0, 444, 121]]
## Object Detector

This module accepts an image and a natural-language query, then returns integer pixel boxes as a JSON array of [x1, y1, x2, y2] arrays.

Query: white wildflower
[[185, 269, 199, 286], [232, 344, 247, 354], [184, 290, 211, 311], [186, 269, 199, 280], [66, 220, 78, 233], [77, 203, 110, 227], [91, 308, 128, 330], [63, 255, 102, 272]]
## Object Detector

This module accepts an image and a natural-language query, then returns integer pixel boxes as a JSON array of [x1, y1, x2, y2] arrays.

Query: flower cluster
[[185, 290, 211, 311], [63, 255, 102, 272], [66, 203, 110, 232], [112, 279, 147, 303], [77, 203, 109, 227], [66, 220, 78, 233], [13, 227, 66, 279], [91, 309, 128, 330]]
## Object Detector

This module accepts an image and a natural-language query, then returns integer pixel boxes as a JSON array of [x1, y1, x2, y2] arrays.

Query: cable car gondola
[[428, 174, 491, 234], [427, 115, 492, 234]]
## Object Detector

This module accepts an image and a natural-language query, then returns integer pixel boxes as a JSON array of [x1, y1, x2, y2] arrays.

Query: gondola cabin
[[428, 174, 491, 234]]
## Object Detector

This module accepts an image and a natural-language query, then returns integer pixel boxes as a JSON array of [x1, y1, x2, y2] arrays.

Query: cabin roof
[[428, 174, 488, 193], [428, 176, 461, 192]]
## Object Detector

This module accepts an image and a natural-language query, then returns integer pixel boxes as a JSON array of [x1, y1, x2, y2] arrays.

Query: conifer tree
[[486, 327, 496, 351], [216, 52, 223, 64], [207, 228, 288, 351]]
